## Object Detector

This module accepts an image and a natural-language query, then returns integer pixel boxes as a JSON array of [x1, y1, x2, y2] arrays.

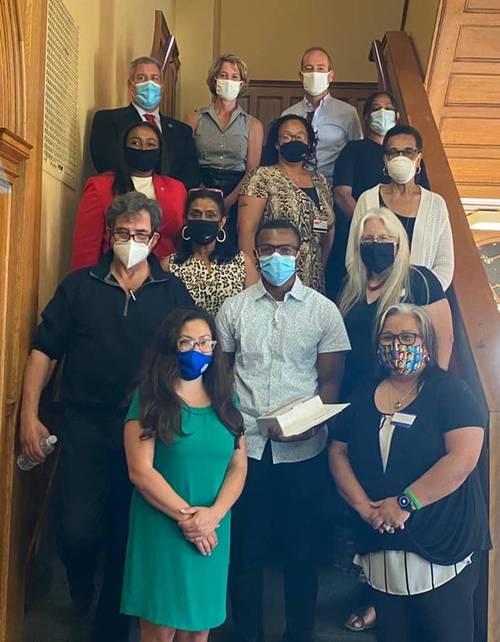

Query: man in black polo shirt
[[19, 191, 192, 642]]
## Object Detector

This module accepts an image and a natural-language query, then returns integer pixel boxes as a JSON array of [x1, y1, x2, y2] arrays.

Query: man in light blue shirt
[[282, 47, 363, 183], [216, 218, 350, 642]]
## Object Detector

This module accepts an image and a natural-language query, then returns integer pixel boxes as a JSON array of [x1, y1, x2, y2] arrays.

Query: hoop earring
[[217, 228, 227, 243], [181, 226, 191, 241], [416, 166, 421, 175], [382, 166, 388, 176]]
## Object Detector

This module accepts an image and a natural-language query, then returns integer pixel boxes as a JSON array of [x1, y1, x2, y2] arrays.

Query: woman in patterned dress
[[163, 188, 258, 316], [237, 114, 335, 293]]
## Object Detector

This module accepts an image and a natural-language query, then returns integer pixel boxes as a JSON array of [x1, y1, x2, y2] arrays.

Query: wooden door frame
[[0, 1, 47, 640]]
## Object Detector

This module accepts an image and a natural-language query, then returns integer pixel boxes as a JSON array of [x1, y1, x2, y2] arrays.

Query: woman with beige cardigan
[[346, 125, 454, 291]]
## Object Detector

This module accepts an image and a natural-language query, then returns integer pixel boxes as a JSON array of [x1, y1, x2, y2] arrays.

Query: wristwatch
[[397, 493, 415, 512]]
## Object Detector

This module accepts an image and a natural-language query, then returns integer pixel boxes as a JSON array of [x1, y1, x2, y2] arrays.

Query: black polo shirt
[[32, 252, 193, 408]]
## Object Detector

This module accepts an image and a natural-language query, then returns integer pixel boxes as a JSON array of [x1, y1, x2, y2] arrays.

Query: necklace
[[386, 379, 420, 411]]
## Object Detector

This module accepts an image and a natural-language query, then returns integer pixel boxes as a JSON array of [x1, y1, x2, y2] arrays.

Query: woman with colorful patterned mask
[[338, 207, 453, 633], [329, 303, 489, 642]]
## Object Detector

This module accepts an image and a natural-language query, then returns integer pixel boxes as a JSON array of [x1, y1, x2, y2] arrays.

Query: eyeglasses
[[385, 147, 420, 161], [188, 188, 225, 197], [360, 235, 397, 245], [112, 230, 153, 243], [379, 332, 422, 346], [177, 338, 217, 353], [280, 133, 308, 143], [256, 243, 300, 257]]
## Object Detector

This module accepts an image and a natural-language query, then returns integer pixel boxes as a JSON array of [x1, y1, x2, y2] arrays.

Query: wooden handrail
[[371, 32, 500, 642], [150, 10, 180, 119], [151, 10, 179, 69], [372, 31, 500, 413], [368, 39, 390, 93]]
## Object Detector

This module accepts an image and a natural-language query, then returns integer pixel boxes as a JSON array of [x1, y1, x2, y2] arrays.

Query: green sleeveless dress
[[121, 392, 236, 630]]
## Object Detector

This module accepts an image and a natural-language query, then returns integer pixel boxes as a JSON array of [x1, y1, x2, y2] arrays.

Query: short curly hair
[[105, 191, 162, 232], [206, 54, 249, 96]]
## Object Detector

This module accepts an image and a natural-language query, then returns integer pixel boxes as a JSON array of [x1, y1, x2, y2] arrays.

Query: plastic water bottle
[[17, 435, 58, 471]]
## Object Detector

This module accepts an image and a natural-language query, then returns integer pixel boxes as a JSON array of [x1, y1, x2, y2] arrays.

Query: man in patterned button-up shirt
[[217, 218, 350, 642]]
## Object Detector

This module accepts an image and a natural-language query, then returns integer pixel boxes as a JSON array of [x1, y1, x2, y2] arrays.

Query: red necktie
[[144, 113, 157, 127]]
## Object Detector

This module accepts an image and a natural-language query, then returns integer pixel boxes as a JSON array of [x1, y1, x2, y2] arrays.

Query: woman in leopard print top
[[163, 188, 258, 316]]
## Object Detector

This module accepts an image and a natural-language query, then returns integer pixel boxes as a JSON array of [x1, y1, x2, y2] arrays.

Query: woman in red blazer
[[71, 121, 187, 270]]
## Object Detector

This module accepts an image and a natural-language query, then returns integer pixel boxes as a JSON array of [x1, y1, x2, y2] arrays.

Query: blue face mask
[[134, 80, 161, 110], [177, 350, 213, 381], [369, 108, 396, 136], [259, 253, 296, 287]]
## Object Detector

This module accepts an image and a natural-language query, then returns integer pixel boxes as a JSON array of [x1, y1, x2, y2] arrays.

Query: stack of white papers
[[257, 395, 350, 438]]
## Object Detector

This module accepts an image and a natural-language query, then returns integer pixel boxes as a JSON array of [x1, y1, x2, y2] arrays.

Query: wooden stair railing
[[150, 10, 180, 118], [370, 31, 500, 642]]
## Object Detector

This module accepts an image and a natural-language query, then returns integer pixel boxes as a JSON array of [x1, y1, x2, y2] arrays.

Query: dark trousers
[[55, 405, 132, 642], [372, 555, 481, 642], [230, 444, 326, 642]]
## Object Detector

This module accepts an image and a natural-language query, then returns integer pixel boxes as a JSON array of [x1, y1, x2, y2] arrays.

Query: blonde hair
[[207, 54, 249, 96], [339, 207, 411, 321]]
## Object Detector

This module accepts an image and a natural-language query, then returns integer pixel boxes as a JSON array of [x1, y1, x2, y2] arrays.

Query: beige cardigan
[[346, 184, 454, 290]]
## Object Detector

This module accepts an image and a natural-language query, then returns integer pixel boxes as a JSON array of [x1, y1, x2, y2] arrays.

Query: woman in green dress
[[121, 306, 247, 642]]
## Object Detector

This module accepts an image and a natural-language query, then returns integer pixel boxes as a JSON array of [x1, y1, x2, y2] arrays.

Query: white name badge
[[391, 413, 416, 429], [313, 218, 328, 234]]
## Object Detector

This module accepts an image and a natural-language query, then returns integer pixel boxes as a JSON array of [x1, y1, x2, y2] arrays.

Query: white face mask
[[386, 156, 417, 184], [113, 238, 152, 269], [215, 78, 241, 101], [369, 108, 396, 136], [301, 72, 330, 97]]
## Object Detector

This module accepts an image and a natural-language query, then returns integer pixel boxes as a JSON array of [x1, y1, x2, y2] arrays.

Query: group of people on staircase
[[19, 45, 489, 642]]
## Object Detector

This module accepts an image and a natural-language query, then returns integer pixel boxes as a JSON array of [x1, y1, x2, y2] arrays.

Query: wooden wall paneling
[[425, 0, 500, 199], [0, 1, 47, 641], [448, 157, 500, 183], [440, 117, 500, 145], [446, 73, 500, 105], [465, 0, 500, 10], [244, 80, 377, 131]]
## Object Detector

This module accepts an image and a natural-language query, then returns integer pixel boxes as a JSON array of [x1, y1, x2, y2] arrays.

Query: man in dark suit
[[90, 56, 200, 189]]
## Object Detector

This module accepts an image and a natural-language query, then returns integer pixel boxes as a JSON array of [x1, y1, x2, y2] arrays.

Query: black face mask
[[360, 242, 395, 273], [279, 141, 309, 163], [125, 147, 160, 172], [186, 220, 220, 246]]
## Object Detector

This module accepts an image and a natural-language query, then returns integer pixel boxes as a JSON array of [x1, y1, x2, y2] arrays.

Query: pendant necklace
[[387, 380, 420, 411]]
